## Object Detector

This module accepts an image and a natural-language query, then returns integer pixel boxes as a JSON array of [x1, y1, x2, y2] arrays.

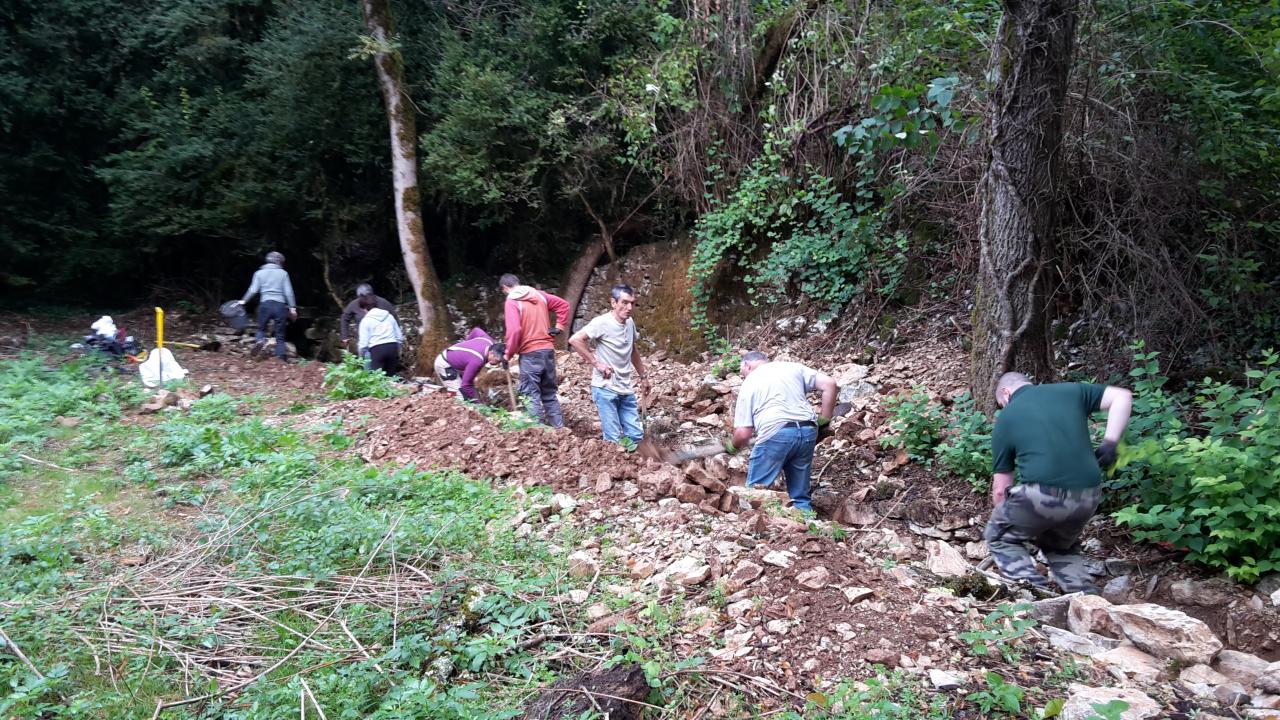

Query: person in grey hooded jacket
[[238, 251, 297, 361]]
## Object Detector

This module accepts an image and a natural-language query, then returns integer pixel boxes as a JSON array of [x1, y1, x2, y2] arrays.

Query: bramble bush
[[881, 386, 947, 460], [323, 351, 407, 400], [1112, 345, 1280, 582], [881, 387, 993, 488], [934, 392, 994, 491]]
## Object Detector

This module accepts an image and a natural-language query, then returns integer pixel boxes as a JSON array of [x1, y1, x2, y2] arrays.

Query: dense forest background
[[2, 0, 1277, 371]]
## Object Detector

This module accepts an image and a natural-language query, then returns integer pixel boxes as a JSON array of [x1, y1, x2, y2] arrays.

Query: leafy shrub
[[880, 386, 947, 460], [935, 392, 994, 491], [777, 670, 949, 719], [1113, 348, 1280, 582], [687, 77, 965, 342], [323, 351, 407, 400]]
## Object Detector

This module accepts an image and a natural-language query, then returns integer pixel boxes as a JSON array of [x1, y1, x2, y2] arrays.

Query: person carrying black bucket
[[236, 251, 297, 362]]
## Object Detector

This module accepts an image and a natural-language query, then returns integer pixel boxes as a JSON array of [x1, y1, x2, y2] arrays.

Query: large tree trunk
[[970, 0, 1079, 412], [361, 0, 449, 371], [561, 237, 607, 333]]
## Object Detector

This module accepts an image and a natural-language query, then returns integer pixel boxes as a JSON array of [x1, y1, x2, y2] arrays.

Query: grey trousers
[[984, 483, 1101, 593], [518, 349, 563, 428]]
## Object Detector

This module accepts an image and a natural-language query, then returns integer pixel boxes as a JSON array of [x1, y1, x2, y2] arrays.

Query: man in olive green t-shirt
[[984, 372, 1132, 594]]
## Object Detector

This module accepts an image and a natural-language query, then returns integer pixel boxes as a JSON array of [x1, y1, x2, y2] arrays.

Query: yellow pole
[[155, 307, 165, 388]]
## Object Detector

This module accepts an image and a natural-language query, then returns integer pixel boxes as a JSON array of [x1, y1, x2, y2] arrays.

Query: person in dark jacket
[[434, 328, 505, 401], [340, 284, 396, 349], [237, 251, 297, 361]]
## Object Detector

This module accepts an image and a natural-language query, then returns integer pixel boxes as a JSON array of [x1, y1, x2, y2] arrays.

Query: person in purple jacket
[[433, 328, 505, 401]]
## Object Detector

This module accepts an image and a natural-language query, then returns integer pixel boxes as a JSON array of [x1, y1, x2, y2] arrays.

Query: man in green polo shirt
[[984, 372, 1133, 594]]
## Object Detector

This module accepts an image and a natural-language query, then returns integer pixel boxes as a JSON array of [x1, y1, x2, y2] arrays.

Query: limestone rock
[[1217, 650, 1271, 686], [1213, 682, 1251, 707], [1253, 695, 1280, 710], [1042, 626, 1121, 657], [1180, 664, 1230, 686], [725, 560, 763, 592], [1107, 603, 1224, 665], [550, 493, 577, 515], [1170, 578, 1233, 606], [843, 587, 875, 604], [1256, 662, 1280, 695], [1061, 685, 1160, 720], [673, 482, 707, 505], [1031, 593, 1081, 629], [762, 550, 795, 568], [1068, 594, 1120, 637], [568, 551, 599, 579], [964, 541, 989, 560], [1103, 575, 1134, 604], [925, 540, 971, 577], [929, 669, 962, 691], [1094, 646, 1162, 683], [664, 556, 711, 586], [796, 566, 831, 591]]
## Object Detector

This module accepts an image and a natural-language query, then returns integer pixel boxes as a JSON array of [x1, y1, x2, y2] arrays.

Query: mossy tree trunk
[[971, 0, 1079, 412], [361, 0, 449, 372]]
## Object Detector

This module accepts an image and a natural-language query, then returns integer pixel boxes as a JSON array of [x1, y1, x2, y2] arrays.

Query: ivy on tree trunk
[[361, 0, 449, 371], [971, 0, 1079, 412]]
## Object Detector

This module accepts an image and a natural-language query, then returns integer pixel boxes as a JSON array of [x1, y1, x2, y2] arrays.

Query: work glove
[[1095, 440, 1118, 469], [721, 438, 738, 455], [548, 328, 562, 337], [816, 416, 834, 441]]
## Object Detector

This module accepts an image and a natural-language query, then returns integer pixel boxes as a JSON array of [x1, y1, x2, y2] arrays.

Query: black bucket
[[220, 300, 249, 331]]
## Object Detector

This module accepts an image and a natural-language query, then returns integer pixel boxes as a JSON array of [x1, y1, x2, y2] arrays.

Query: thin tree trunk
[[971, 0, 1079, 412], [361, 0, 449, 371], [561, 237, 608, 333]]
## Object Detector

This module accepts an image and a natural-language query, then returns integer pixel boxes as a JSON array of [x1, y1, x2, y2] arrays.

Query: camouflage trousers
[[983, 483, 1102, 594]]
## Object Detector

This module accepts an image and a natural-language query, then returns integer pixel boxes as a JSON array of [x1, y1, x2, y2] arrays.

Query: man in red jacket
[[500, 273, 570, 428]]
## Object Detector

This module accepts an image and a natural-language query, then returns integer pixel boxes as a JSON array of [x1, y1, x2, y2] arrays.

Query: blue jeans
[[746, 425, 817, 511], [255, 300, 289, 358], [591, 386, 643, 444]]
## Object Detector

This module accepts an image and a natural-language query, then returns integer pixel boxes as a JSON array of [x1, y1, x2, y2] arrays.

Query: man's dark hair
[[742, 351, 769, 364], [358, 294, 377, 310], [499, 273, 520, 289], [610, 284, 635, 301], [489, 342, 506, 359]]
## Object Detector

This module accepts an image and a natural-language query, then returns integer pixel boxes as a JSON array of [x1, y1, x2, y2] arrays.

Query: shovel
[[169, 340, 223, 352], [504, 363, 519, 412]]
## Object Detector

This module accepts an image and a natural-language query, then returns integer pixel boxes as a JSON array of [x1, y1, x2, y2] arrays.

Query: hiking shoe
[[619, 437, 637, 452], [249, 340, 266, 358]]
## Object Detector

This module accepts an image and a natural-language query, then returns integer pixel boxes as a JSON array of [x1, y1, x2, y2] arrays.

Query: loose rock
[[1068, 594, 1120, 637], [1107, 602, 1224, 665], [1061, 685, 1161, 720], [925, 540, 971, 577], [1217, 650, 1271, 686], [928, 669, 962, 691], [1094, 646, 1163, 683], [796, 566, 831, 591], [1256, 662, 1280, 695]]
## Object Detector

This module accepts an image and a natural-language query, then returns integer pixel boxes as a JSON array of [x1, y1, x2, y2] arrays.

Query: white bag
[[139, 348, 188, 388], [90, 315, 118, 339]]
